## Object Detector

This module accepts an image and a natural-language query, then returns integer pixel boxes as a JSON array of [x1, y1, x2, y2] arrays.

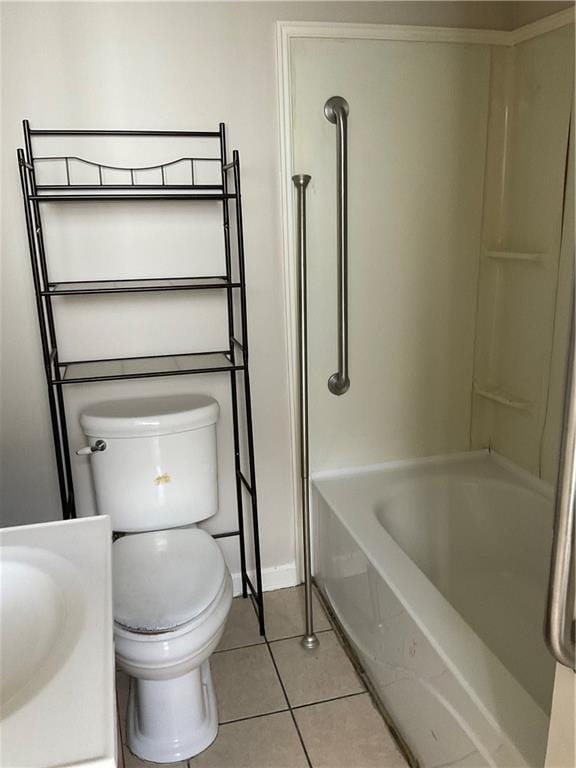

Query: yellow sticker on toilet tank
[[154, 473, 171, 485]]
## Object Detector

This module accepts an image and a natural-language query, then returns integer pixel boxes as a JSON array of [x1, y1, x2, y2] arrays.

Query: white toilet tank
[[80, 394, 220, 532]]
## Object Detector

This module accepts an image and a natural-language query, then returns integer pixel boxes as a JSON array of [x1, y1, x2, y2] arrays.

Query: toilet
[[79, 394, 233, 764]]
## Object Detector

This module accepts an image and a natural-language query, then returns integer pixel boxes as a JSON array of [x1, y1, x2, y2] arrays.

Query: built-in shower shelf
[[484, 249, 545, 264], [473, 384, 530, 411]]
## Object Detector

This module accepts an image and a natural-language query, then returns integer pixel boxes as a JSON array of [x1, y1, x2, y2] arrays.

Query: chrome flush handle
[[76, 440, 107, 456]]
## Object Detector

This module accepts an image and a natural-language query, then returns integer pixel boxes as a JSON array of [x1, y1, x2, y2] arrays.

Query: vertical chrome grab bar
[[292, 173, 319, 651], [325, 96, 350, 396], [545, 290, 576, 671]]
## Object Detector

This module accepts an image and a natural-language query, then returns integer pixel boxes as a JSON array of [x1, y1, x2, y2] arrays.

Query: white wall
[[0, 2, 564, 581], [510, 1, 574, 29]]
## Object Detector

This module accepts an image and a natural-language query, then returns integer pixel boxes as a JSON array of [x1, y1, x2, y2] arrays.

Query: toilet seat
[[112, 528, 226, 633]]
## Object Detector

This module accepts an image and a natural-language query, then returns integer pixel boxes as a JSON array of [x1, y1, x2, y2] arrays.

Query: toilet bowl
[[79, 394, 233, 763], [113, 529, 232, 762]]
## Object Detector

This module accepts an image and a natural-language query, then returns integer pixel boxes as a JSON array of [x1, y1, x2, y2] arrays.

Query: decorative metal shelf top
[[28, 129, 221, 137], [34, 155, 223, 191], [31, 193, 235, 201]]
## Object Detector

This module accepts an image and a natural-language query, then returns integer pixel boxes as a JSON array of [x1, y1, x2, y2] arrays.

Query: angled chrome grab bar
[[325, 96, 350, 396], [292, 172, 319, 651], [546, 291, 576, 671]]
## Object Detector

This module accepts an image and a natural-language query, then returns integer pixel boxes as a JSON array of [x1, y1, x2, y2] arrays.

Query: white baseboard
[[230, 561, 298, 597]]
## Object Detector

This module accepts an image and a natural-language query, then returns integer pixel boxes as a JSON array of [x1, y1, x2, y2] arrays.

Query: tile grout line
[[214, 687, 367, 729], [214, 638, 265, 654], [215, 626, 333, 655], [267, 627, 333, 645], [218, 706, 290, 727], [291, 689, 367, 712], [264, 639, 314, 768]]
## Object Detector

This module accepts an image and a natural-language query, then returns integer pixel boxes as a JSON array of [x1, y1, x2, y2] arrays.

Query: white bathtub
[[313, 451, 555, 768]]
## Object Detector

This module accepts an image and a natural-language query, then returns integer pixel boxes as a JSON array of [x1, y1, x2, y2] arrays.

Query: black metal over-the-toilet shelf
[[18, 121, 265, 634]]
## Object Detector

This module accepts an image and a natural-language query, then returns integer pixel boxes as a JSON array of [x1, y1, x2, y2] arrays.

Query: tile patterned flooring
[[116, 586, 408, 768]]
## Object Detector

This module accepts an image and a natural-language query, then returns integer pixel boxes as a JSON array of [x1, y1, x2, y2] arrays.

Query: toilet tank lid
[[80, 395, 220, 438]]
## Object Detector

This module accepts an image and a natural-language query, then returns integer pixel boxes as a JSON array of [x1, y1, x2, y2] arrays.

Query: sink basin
[[1, 547, 84, 717], [0, 516, 115, 768]]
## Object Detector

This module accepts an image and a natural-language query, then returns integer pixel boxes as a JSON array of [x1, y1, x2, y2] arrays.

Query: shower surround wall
[[290, 22, 574, 484], [293, 37, 492, 472], [471, 24, 574, 483]]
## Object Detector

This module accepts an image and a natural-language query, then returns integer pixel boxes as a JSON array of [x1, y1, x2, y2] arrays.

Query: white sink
[[0, 516, 115, 768], [1, 547, 84, 716]]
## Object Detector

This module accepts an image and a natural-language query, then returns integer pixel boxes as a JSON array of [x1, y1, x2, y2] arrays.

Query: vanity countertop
[[0, 515, 116, 768]]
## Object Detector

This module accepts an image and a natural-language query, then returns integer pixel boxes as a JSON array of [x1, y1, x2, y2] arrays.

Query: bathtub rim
[[312, 450, 552, 767], [311, 448, 554, 502]]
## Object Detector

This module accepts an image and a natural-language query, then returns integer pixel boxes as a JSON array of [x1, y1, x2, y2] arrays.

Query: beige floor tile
[[264, 586, 332, 641], [270, 630, 365, 707], [216, 596, 265, 652], [295, 693, 408, 768], [211, 643, 287, 723], [189, 711, 309, 768], [123, 746, 187, 768]]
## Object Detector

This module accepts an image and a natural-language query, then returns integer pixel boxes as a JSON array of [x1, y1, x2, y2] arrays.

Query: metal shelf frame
[[18, 120, 265, 634]]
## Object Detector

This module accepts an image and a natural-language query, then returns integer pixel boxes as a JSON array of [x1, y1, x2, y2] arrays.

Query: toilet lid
[[112, 528, 226, 633]]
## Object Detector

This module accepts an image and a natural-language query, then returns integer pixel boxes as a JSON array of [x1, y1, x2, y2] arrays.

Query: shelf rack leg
[[18, 148, 73, 518], [220, 123, 249, 600], [229, 371, 248, 598], [233, 150, 265, 635], [23, 121, 76, 519]]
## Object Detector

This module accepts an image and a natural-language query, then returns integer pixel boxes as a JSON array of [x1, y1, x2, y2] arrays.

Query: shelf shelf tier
[[484, 249, 545, 264], [18, 120, 265, 635], [43, 277, 242, 295], [53, 351, 244, 384]]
